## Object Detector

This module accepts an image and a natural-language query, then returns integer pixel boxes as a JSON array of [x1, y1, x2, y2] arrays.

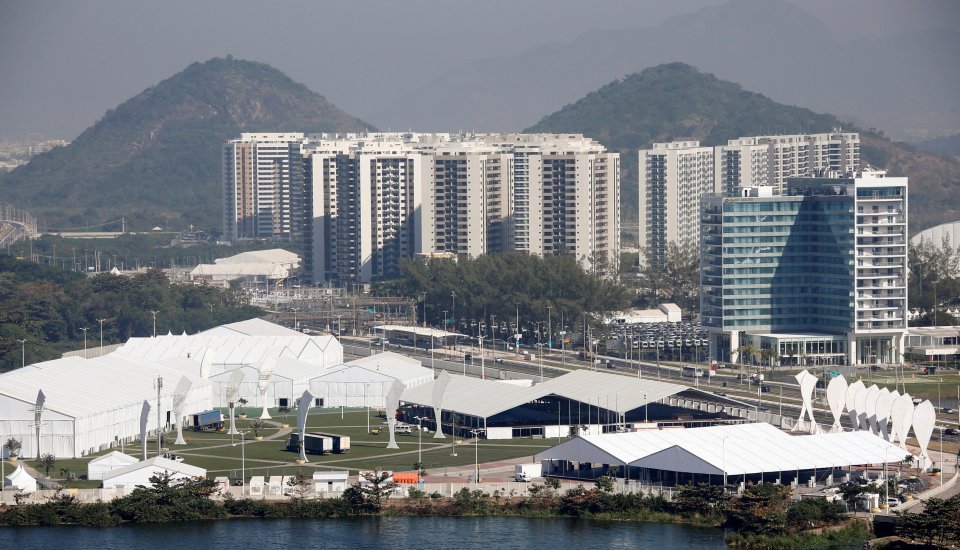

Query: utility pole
[[155, 376, 163, 457], [17, 339, 26, 368], [97, 318, 106, 356], [451, 291, 456, 334]]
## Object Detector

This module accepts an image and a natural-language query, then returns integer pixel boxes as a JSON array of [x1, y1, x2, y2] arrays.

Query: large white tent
[[208, 357, 327, 409], [536, 423, 903, 481], [0, 354, 211, 458], [309, 352, 433, 409]]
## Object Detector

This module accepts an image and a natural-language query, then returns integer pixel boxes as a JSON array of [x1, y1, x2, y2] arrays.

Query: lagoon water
[[0, 516, 728, 549]]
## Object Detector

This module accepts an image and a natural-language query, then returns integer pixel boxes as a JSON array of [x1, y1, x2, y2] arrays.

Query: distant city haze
[[1, 0, 957, 141]]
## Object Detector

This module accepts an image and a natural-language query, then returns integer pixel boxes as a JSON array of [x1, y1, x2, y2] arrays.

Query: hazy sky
[[1, 0, 957, 140]]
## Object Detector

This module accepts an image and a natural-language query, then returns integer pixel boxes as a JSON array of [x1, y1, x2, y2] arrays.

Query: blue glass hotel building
[[702, 170, 908, 366]]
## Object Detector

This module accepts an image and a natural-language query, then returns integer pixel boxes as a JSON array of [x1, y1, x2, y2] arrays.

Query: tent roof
[[336, 352, 432, 381], [4, 464, 36, 491], [102, 456, 206, 480], [214, 249, 299, 265], [88, 451, 138, 466], [400, 370, 687, 419], [201, 318, 303, 337], [0, 354, 208, 418], [536, 423, 905, 476]]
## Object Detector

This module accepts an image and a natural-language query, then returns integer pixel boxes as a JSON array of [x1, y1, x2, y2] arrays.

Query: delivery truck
[[191, 410, 223, 431], [514, 463, 543, 482]]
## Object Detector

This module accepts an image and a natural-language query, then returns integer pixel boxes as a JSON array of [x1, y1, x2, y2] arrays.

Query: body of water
[[0, 516, 728, 549]]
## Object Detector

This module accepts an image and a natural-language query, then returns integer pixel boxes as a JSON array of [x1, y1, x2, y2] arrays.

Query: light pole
[[80, 327, 88, 358], [150, 310, 158, 337], [722, 435, 729, 487], [546, 306, 552, 353], [233, 430, 246, 495], [537, 343, 544, 383], [415, 416, 424, 481], [560, 330, 567, 369], [97, 318, 106, 356], [17, 339, 26, 368], [292, 307, 299, 330], [470, 429, 481, 486], [450, 291, 456, 335]]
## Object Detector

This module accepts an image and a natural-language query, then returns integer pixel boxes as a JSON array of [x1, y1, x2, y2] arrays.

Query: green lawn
[[23, 408, 561, 485]]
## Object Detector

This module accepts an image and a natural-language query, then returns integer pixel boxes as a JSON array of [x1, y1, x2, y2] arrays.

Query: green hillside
[[0, 57, 372, 233], [526, 62, 960, 232]]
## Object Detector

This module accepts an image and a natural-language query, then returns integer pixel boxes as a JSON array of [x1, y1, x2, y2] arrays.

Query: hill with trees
[[0, 57, 372, 233], [0, 256, 263, 371], [526, 62, 960, 233]]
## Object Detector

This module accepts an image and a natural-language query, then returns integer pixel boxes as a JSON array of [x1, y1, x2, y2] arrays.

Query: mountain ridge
[[0, 57, 373, 232], [525, 63, 960, 233]]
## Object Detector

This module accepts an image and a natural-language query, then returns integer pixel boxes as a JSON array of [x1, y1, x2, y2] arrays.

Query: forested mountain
[[0, 57, 372, 232], [915, 132, 960, 159], [526, 63, 960, 232], [0, 256, 263, 372]]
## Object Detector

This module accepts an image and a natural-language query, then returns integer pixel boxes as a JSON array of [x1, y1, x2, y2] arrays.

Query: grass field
[[17, 408, 561, 486]]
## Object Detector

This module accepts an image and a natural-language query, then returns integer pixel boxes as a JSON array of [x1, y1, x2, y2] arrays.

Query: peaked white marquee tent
[[101, 456, 206, 489], [87, 451, 139, 480], [309, 352, 433, 409], [536, 422, 903, 483]]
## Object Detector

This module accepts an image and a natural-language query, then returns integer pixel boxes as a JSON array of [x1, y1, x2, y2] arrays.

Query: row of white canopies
[[793, 370, 938, 468]]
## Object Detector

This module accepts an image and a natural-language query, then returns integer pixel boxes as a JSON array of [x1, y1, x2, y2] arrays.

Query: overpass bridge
[[0, 204, 39, 247]]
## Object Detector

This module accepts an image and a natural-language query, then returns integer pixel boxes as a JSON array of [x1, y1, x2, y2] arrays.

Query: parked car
[[944, 428, 960, 436], [942, 407, 957, 414], [886, 497, 901, 508]]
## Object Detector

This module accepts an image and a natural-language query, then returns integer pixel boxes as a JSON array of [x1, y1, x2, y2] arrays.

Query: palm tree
[[903, 454, 915, 475], [39, 453, 56, 477], [3, 437, 21, 459]]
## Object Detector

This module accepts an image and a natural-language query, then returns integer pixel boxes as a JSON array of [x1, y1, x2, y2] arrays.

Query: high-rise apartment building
[[715, 132, 860, 194], [700, 170, 907, 367], [226, 133, 620, 286], [223, 133, 307, 241], [638, 141, 715, 265]]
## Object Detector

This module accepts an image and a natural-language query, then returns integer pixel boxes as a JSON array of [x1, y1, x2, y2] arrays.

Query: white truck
[[514, 463, 543, 482]]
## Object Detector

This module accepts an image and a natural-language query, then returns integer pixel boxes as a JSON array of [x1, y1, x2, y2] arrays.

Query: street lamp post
[[150, 310, 158, 337], [722, 435, 729, 487], [560, 330, 567, 369], [546, 306, 552, 354], [233, 430, 246, 495], [450, 291, 456, 335], [17, 339, 26, 368], [80, 327, 88, 358], [415, 416, 424, 482], [97, 318, 106, 355], [471, 429, 481, 486]]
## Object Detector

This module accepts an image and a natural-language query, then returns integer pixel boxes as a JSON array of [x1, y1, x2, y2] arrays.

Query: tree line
[[0, 256, 262, 371]]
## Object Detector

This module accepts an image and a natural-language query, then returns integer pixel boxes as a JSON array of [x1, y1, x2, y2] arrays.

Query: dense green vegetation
[[0, 57, 372, 233], [0, 256, 262, 371], [895, 494, 960, 547], [526, 62, 960, 232], [379, 252, 630, 336]]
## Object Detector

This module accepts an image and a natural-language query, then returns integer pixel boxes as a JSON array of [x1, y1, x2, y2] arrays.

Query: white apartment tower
[[223, 133, 306, 241], [715, 132, 860, 194], [638, 141, 715, 265], [263, 132, 620, 286]]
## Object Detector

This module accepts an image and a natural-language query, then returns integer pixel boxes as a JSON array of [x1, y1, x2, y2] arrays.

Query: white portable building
[[313, 471, 350, 494], [309, 352, 433, 409], [0, 354, 212, 458], [87, 451, 139, 480], [4, 464, 37, 493], [101, 457, 206, 489]]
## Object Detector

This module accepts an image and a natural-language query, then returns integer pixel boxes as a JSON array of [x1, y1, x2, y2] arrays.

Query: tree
[[673, 483, 727, 516], [637, 241, 700, 311], [286, 471, 312, 499], [39, 453, 56, 477], [4, 437, 21, 458], [724, 483, 791, 535], [594, 476, 615, 493]]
